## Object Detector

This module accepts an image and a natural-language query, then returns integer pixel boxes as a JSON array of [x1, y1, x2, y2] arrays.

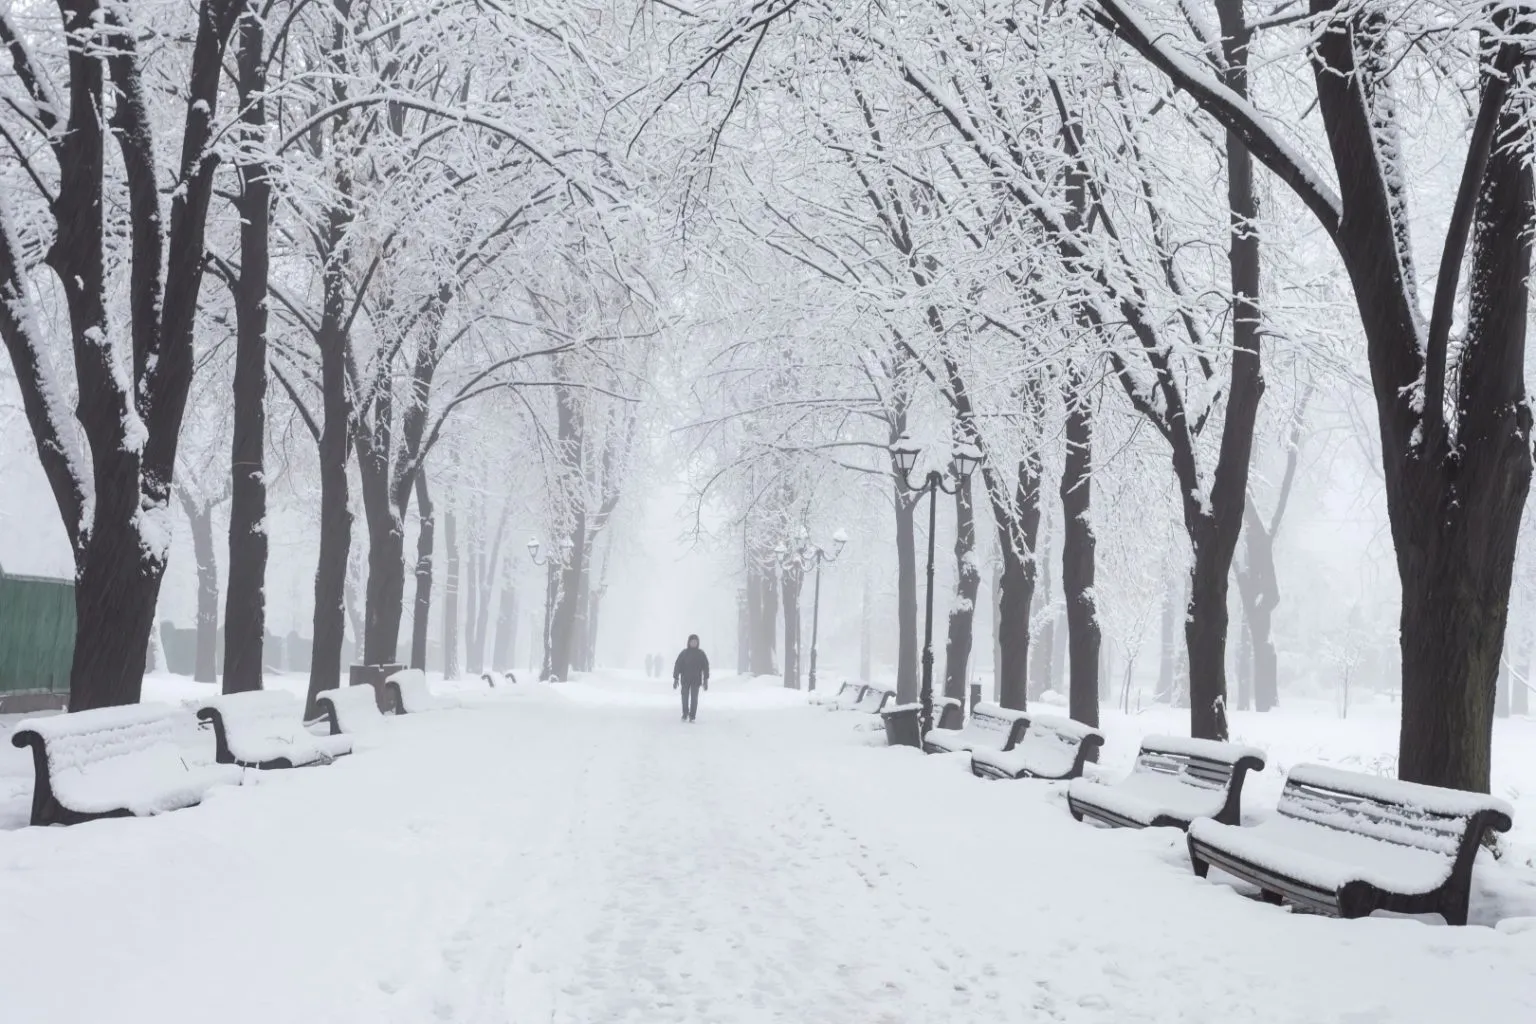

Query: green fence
[[0, 571, 75, 696]]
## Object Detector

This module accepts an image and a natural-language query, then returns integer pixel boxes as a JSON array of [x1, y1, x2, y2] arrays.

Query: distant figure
[[672, 634, 710, 722]]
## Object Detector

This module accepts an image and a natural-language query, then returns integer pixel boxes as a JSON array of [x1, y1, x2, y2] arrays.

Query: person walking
[[672, 634, 710, 722]]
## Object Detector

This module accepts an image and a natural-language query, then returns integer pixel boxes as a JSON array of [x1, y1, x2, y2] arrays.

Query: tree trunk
[[223, 5, 269, 694], [182, 497, 220, 685], [860, 572, 873, 681], [465, 538, 482, 675], [1030, 549, 1053, 701], [492, 571, 516, 673], [550, 515, 586, 681], [540, 564, 558, 679], [1157, 584, 1176, 704], [360, 459, 405, 666], [782, 566, 803, 689], [738, 586, 751, 674], [1234, 597, 1253, 711], [748, 561, 778, 676], [943, 473, 979, 701], [1061, 369, 1100, 729], [302, 239, 355, 719], [410, 473, 434, 672], [443, 509, 460, 681]]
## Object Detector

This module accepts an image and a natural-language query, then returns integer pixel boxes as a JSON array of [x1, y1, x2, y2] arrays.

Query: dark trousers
[[679, 681, 701, 719]]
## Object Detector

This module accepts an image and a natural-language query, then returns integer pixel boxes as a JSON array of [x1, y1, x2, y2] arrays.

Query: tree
[[1097, 0, 1535, 790], [0, 1, 241, 708]]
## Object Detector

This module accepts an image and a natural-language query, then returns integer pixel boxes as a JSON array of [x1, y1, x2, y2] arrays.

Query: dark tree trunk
[[302, 215, 356, 719], [993, 400, 1044, 712], [223, 5, 269, 694], [180, 495, 220, 685], [943, 473, 979, 701], [1061, 369, 1100, 729], [410, 473, 434, 672], [359, 454, 404, 665], [443, 509, 460, 680]]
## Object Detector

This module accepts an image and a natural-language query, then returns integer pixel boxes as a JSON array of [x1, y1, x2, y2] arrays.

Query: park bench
[[970, 714, 1104, 781], [10, 704, 243, 826], [314, 685, 388, 735], [195, 690, 353, 769], [479, 670, 517, 688], [849, 687, 894, 714], [821, 683, 870, 709], [810, 680, 861, 706], [922, 701, 1028, 755], [385, 669, 456, 713], [1067, 736, 1265, 829], [1187, 764, 1514, 926]]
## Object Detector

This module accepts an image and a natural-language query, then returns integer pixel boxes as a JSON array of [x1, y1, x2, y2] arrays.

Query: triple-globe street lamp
[[891, 436, 982, 736]]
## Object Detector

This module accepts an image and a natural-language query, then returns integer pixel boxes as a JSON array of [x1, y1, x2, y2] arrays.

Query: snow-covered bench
[[810, 680, 861, 706], [10, 704, 243, 826], [1067, 736, 1265, 829], [1187, 765, 1514, 926], [478, 670, 516, 688], [385, 669, 456, 713], [195, 690, 353, 769], [849, 687, 893, 714], [314, 686, 387, 735], [970, 714, 1104, 781], [823, 683, 870, 710], [922, 702, 1028, 755]]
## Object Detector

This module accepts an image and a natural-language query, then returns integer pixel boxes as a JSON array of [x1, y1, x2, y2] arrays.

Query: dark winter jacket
[[674, 647, 710, 687]]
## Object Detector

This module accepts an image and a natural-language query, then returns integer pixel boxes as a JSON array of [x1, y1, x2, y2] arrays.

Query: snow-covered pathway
[[3, 674, 1536, 1023]]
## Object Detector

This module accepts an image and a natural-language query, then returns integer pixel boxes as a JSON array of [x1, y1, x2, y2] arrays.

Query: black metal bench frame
[[970, 718, 1104, 781], [1067, 741, 1265, 829], [1187, 772, 1513, 926], [10, 729, 139, 827], [195, 705, 349, 770]]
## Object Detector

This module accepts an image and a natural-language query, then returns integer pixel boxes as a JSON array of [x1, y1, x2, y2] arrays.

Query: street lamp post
[[891, 436, 981, 737], [802, 530, 848, 693], [528, 536, 573, 680]]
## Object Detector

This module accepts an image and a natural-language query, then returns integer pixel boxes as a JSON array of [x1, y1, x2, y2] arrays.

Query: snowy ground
[[2, 672, 1535, 1022]]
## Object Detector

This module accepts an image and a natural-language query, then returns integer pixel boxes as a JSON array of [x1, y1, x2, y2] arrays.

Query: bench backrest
[[1134, 735, 1266, 792], [934, 697, 962, 730], [853, 687, 889, 711], [195, 690, 309, 757], [1012, 713, 1104, 770], [1276, 764, 1514, 861], [316, 685, 385, 733], [479, 672, 499, 689], [956, 702, 1028, 749], [14, 703, 206, 777]]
